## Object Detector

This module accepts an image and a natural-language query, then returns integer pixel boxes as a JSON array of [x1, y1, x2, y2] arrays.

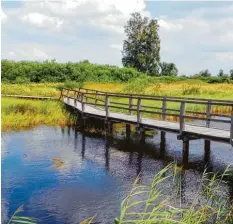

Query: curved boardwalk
[[61, 88, 233, 147]]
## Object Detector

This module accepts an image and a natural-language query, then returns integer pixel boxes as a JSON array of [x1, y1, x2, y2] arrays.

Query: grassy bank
[[1, 98, 74, 132], [2, 81, 233, 100], [2, 81, 233, 131]]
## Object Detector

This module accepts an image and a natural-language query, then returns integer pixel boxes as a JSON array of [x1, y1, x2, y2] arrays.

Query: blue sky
[[1, 0, 233, 76]]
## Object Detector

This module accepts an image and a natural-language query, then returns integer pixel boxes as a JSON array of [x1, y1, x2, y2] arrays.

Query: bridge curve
[[60, 88, 233, 146]]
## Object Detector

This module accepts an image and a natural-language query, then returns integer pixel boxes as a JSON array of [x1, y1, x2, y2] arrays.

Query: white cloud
[[1, 9, 7, 24], [2, 1, 233, 75], [215, 53, 233, 62], [158, 19, 183, 31], [21, 12, 63, 29], [110, 44, 122, 50]]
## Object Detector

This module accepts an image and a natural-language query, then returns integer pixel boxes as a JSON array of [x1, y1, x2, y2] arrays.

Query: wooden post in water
[[140, 127, 145, 143], [204, 140, 211, 164], [160, 131, 166, 158], [182, 137, 189, 164], [126, 124, 131, 139]]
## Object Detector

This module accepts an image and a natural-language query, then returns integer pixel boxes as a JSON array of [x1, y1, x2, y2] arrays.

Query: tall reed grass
[[114, 163, 233, 224], [1, 98, 74, 132]]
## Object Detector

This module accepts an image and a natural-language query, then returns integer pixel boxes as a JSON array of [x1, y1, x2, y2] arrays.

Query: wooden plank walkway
[[61, 88, 233, 146], [2, 94, 56, 100]]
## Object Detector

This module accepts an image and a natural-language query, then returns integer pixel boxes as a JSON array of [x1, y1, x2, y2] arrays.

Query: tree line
[[1, 12, 232, 83]]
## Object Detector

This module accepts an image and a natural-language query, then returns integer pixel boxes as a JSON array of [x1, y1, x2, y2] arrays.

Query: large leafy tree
[[230, 69, 233, 80], [122, 12, 160, 76], [159, 62, 178, 76]]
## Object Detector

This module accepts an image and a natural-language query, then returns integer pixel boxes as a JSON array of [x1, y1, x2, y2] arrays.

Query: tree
[[122, 12, 160, 76], [218, 69, 224, 77], [230, 69, 233, 80], [159, 62, 178, 76], [199, 69, 211, 77]]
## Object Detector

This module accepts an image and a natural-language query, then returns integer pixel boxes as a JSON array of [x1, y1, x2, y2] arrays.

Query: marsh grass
[[1, 82, 232, 131], [114, 163, 233, 224], [1, 98, 74, 132]]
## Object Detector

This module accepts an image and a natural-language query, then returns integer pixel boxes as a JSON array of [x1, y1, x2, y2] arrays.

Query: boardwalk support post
[[126, 124, 131, 139], [204, 140, 211, 163], [182, 136, 189, 164], [231, 106, 233, 146]]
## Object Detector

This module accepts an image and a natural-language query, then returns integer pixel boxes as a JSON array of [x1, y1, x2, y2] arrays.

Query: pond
[[1, 125, 233, 223]]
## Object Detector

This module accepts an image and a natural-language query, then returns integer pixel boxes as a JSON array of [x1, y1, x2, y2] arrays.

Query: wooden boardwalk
[[61, 88, 233, 146]]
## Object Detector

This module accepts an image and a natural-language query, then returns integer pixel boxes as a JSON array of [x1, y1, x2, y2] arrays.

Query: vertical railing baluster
[[59, 89, 63, 100], [81, 93, 85, 113], [105, 94, 110, 120], [180, 101, 185, 134], [230, 105, 233, 146], [67, 90, 70, 104], [137, 98, 141, 126], [162, 97, 166, 121], [95, 91, 98, 106], [129, 95, 133, 115], [206, 100, 212, 128]]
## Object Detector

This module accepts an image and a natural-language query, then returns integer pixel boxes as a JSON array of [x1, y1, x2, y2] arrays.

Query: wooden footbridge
[[60, 88, 233, 150]]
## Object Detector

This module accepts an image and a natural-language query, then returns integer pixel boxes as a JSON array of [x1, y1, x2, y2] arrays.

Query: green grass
[[114, 163, 233, 224], [1, 82, 233, 131], [1, 98, 74, 132]]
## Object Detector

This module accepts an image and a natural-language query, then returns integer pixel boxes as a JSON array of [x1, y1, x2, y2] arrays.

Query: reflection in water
[[1, 126, 233, 224], [81, 134, 85, 160]]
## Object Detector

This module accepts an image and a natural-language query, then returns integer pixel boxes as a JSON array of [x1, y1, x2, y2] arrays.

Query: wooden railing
[[60, 88, 233, 145]]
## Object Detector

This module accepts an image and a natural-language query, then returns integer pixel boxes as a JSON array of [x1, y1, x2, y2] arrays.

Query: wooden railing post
[[67, 90, 70, 104], [162, 97, 166, 120], [137, 98, 142, 126], [206, 100, 212, 128], [59, 89, 63, 100], [86, 89, 88, 102], [95, 91, 98, 106], [81, 93, 85, 113], [74, 91, 77, 107], [180, 102, 185, 134], [128, 95, 133, 115], [105, 94, 110, 120], [230, 106, 233, 146]]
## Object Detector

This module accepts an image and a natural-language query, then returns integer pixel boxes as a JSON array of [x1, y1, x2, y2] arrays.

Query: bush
[[1, 60, 143, 84]]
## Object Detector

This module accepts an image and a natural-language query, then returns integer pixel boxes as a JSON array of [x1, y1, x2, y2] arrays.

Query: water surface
[[2, 125, 233, 223]]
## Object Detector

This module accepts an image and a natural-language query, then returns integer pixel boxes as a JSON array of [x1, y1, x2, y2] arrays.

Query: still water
[[2, 125, 233, 223]]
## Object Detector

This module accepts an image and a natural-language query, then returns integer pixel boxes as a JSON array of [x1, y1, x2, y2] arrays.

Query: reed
[[1, 98, 74, 132], [114, 163, 233, 224]]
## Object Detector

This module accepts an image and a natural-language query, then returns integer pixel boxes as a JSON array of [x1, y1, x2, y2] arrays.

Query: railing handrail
[[61, 87, 233, 146], [61, 88, 233, 106], [77, 87, 233, 104]]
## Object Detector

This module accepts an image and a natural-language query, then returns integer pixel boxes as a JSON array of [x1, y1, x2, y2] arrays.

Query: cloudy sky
[[1, 0, 233, 75]]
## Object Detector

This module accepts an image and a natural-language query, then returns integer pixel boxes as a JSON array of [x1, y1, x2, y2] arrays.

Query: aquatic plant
[[8, 205, 37, 224], [114, 163, 233, 224]]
